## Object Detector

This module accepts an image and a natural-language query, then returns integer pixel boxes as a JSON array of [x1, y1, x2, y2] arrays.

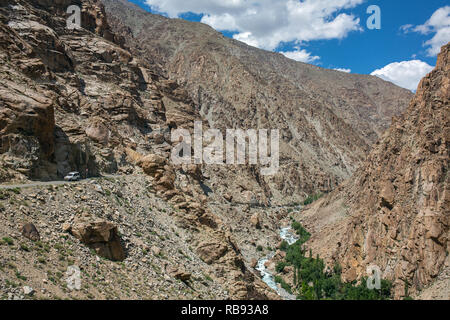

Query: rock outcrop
[[0, 0, 195, 182], [297, 43, 450, 299], [250, 213, 261, 229], [21, 223, 40, 241], [166, 265, 191, 282], [67, 215, 126, 261], [128, 148, 275, 299]]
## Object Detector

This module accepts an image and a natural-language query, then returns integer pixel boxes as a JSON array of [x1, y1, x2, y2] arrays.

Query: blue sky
[[126, 0, 450, 91]]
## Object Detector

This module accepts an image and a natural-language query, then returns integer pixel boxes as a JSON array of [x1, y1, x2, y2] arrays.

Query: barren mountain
[[0, 0, 277, 300], [2, 0, 443, 302], [101, 0, 413, 205], [296, 43, 449, 299]]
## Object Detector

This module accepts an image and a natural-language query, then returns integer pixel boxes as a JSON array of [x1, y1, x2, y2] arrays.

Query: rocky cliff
[[101, 0, 413, 206], [297, 43, 449, 299]]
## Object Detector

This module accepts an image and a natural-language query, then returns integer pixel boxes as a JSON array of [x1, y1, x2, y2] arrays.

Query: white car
[[64, 172, 81, 181]]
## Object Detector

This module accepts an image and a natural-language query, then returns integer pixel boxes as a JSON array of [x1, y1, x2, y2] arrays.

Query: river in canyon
[[256, 226, 299, 300]]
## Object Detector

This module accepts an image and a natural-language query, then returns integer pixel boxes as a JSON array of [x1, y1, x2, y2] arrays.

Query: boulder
[[139, 154, 166, 175], [250, 212, 261, 229], [68, 215, 125, 261], [196, 241, 228, 264], [380, 180, 395, 209], [166, 265, 191, 281], [21, 223, 40, 241], [151, 246, 161, 256]]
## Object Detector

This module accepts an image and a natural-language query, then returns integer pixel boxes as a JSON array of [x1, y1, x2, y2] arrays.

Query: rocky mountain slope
[[0, 0, 278, 300], [0, 176, 229, 300], [101, 0, 413, 205], [2, 0, 444, 301], [296, 43, 450, 299]]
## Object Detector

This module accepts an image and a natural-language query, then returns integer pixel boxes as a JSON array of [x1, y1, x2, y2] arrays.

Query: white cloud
[[233, 32, 263, 49], [399, 24, 414, 33], [423, 27, 450, 56], [401, 6, 450, 56], [333, 68, 351, 73], [370, 60, 434, 91], [201, 13, 238, 31], [145, 0, 364, 51], [281, 49, 320, 63]]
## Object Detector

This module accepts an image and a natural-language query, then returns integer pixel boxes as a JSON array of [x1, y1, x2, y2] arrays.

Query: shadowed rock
[[21, 223, 40, 241], [68, 215, 126, 261]]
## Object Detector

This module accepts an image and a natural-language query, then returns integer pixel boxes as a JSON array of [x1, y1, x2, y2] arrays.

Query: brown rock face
[[0, 0, 191, 181], [299, 43, 450, 299], [0, 91, 55, 155], [69, 216, 126, 261], [197, 241, 229, 265], [0, 72, 55, 178]]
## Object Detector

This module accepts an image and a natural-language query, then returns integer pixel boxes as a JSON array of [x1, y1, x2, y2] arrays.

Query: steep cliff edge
[[297, 43, 449, 299]]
